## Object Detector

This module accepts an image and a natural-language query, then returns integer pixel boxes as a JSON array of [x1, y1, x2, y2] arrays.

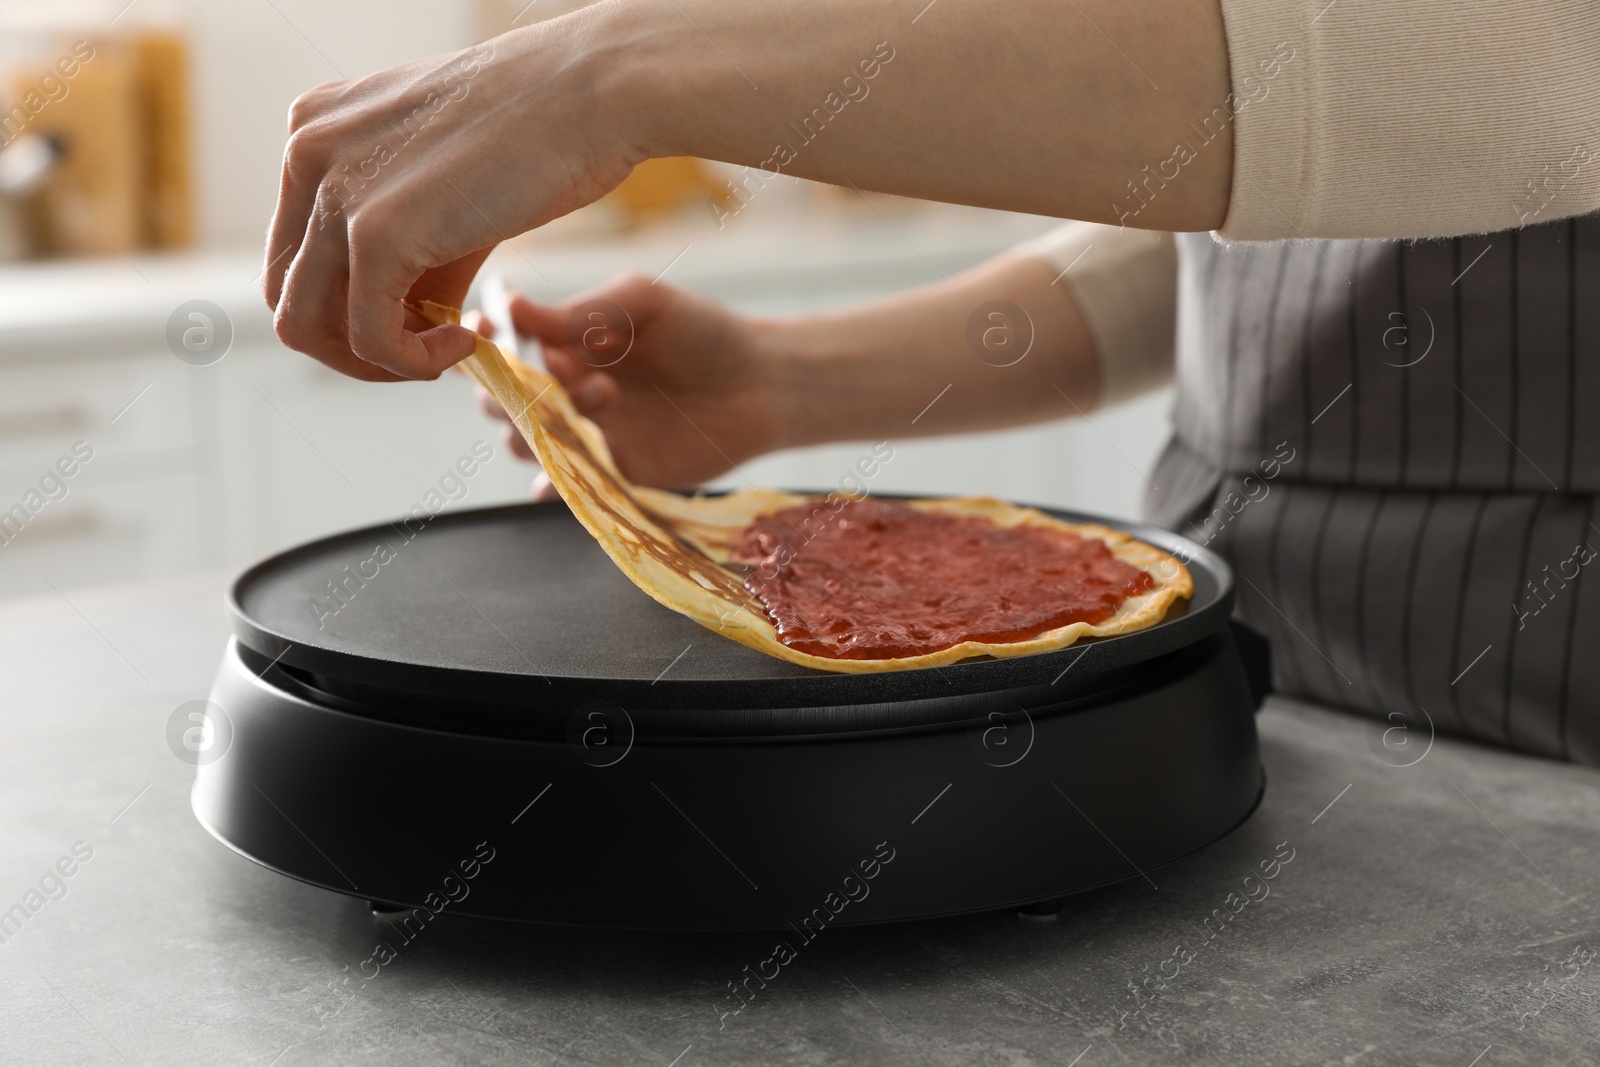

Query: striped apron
[[1151, 219, 1600, 765]]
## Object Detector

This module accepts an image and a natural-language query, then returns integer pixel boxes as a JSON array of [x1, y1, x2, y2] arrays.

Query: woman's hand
[[263, 20, 648, 383], [470, 274, 787, 490], [473, 247, 1108, 496]]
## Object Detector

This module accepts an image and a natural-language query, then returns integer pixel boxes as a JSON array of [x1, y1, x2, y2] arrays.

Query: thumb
[[510, 293, 636, 373], [507, 294, 571, 345], [513, 271, 673, 345]]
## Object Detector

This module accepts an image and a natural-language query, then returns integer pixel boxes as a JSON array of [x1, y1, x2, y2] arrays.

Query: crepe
[[419, 302, 1193, 673]]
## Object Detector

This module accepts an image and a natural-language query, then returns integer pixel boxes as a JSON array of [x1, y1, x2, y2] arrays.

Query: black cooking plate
[[205, 496, 1263, 929], [229, 495, 1232, 736]]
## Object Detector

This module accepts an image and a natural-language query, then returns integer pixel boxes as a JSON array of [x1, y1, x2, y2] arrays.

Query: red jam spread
[[731, 499, 1157, 660]]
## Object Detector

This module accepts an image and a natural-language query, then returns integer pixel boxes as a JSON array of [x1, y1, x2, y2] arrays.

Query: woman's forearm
[[265, 0, 1231, 378], [757, 251, 1102, 450], [598, 0, 1234, 232]]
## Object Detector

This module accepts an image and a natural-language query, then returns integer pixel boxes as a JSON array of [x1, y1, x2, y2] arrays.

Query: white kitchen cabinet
[[194, 343, 541, 564], [0, 348, 198, 601], [0, 467, 201, 602]]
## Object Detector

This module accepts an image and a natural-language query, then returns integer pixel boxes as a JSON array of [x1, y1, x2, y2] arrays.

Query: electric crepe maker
[[193, 497, 1268, 931]]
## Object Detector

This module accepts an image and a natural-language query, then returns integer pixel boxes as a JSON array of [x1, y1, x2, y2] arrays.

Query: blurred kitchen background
[[0, 0, 1171, 605]]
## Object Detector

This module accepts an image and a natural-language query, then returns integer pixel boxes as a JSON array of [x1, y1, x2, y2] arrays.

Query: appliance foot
[[1017, 899, 1062, 923]]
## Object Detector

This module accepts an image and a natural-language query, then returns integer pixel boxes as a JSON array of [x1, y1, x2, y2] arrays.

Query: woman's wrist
[[742, 252, 1109, 454], [749, 310, 912, 453], [748, 317, 836, 455], [576, 0, 729, 163], [580, 0, 895, 168]]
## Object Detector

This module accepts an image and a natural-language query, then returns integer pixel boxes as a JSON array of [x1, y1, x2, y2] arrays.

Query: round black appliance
[[194, 498, 1267, 930]]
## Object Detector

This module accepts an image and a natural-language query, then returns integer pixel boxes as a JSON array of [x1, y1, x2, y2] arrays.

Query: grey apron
[[1151, 220, 1600, 764]]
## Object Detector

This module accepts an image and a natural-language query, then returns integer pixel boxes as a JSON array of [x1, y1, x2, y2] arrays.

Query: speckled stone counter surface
[[1, 573, 1597, 1066]]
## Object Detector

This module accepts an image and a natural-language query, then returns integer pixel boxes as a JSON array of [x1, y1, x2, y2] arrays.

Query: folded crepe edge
[[416, 300, 1194, 674]]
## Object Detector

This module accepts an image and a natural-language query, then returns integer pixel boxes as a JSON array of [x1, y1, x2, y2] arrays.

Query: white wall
[[185, 0, 478, 247], [727, 392, 1171, 522], [0, 0, 480, 248]]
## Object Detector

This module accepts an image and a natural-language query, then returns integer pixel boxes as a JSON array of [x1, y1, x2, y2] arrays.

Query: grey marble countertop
[[2, 572, 1597, 1066]]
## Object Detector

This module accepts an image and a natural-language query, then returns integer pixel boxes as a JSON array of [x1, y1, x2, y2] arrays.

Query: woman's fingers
[[530, 351, 618, 414], [508, 294, 568, 341], [501, 423, 536, 461], [543, 344, 587, 382], [508, 282, 651, 372], [470, 303, 601, 395], [506, 298, 623, 377], [475, 361, 616, 423], [478, 390, 537, 460], [530, 471, 560, 501], [273, 204, 410, 382], [263, 94, 343, 312], [476, 367, 608, 467], [261, 160, 316, 313], [468, 284, 624, 465], [567, 371, 618, 413], [470, 291, 619, 410], [347, 216, 478, 379], [271, 175, 479, 383]]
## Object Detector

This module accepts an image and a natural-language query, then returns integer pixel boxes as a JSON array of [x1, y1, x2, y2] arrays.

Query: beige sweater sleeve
[[1217, 0, 1600, 240], [1014, 223, 1178, 408]]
